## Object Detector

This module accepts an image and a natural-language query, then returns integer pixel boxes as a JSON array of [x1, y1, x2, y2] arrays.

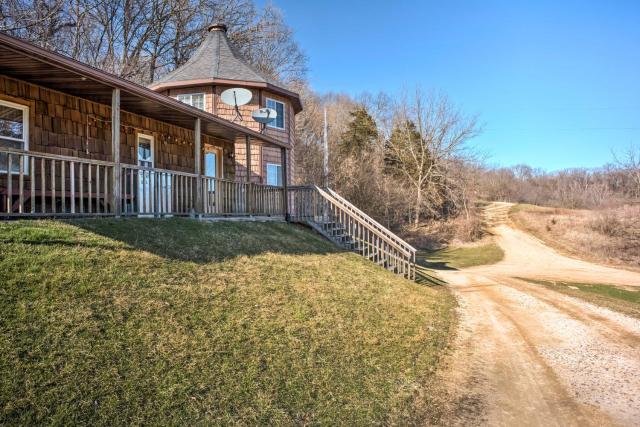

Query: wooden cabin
[[0, 30, 295, 218]]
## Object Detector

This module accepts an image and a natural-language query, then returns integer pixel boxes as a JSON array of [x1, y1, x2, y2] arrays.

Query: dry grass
[[401, 214, 485, 250], [510, 204, 640, 270], [0, 219, 455, 425]]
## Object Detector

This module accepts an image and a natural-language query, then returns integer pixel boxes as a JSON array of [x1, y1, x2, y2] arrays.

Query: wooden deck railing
[[1, 148, 116, 216], [200, 178, 285, 216], [288, 185, 416, 279], [1, 148, 285, 218], [120, 164, 198, 216]]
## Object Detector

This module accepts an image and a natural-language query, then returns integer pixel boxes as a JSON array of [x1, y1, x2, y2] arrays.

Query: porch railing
[[120, 164, 198, 216], [1, 148, 285, 218], [1, 148, 116, 216]]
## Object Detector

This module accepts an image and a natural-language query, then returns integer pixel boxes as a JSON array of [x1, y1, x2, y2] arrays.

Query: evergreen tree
[[339, 107, 378, 157], [385, 120, 426, 175]]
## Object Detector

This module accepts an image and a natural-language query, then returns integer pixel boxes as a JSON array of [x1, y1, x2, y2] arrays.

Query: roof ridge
[[215, 30, 221, 79]]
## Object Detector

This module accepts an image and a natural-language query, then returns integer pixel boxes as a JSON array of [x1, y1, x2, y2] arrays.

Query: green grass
[[518, 277, 640, 318], [0, 219, 455, 425], [418, 243, 505, 270]]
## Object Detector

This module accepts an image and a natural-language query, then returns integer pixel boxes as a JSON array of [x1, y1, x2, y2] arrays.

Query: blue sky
[[257, 0, 640, 170]]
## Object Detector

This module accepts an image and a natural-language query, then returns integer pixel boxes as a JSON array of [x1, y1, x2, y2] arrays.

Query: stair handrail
[[313, 186, 414, 258], [288, 185, 416, 279], [322, 187, 417, 253]]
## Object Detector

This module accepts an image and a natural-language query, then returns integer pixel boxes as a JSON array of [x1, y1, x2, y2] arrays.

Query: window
[[266, 98, 285, 130], [0, 99, 29, 173], [266, 163, 282, 186], [136, 134, 154, 167], [176, 93, 205, 110]]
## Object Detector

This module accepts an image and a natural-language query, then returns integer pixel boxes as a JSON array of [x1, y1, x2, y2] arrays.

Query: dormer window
[[176, 93, 205, 110], [266, 98, 285, 130]]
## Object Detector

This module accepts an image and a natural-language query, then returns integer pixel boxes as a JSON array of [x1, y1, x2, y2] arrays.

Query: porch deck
[[0, 148, 285, 218]]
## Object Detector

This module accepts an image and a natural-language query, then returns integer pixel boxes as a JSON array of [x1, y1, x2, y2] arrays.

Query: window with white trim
[[266, 98, 285, 130], [266, 163, 282, 186], [0, 99, 29, 173], [176, 93, 205, 110]]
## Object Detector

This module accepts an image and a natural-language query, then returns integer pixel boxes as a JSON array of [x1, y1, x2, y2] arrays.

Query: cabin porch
[[0, 31, 290, 219], [0, 147, 286, 218]]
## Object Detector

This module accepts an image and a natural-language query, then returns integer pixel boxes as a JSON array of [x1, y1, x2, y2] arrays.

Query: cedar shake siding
[[160, 86, 294, 184], [0, 75, 235, 178]]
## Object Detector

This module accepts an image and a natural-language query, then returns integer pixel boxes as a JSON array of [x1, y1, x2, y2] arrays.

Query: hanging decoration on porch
[[83, 114, 192, 147], [220, 88, 252, 122]]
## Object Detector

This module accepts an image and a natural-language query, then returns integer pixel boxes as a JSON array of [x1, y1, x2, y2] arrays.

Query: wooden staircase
[[288, 186, 417, 279]]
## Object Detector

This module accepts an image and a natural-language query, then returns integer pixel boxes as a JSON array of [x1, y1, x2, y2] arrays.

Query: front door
[[137, 134, 154, 214]]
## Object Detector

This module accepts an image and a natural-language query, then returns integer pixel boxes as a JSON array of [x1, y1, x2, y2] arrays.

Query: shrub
[[589, 213, 623, 237]]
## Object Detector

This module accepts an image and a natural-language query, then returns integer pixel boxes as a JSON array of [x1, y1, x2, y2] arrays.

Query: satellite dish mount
[[220, 88, 253, 122], [251, 107, 277, 133]]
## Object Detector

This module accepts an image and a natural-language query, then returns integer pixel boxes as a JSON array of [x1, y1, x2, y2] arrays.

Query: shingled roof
[[149, 24, 302, 112]]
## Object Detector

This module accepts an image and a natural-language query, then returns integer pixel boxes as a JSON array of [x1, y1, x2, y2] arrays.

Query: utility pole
[[323, 107, 329, 188]]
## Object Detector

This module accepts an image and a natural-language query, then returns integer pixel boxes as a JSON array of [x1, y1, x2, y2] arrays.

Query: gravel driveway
[[439, 203, 640, 426]]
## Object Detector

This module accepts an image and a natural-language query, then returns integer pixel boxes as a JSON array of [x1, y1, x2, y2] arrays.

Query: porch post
[[194, 118, 202, 216], [245, 135, 252, 214], [281, 146, 289, 221], [111, 88, 121, 217]]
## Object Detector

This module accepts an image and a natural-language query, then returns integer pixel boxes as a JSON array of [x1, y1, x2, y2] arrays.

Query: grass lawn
[[418, 243, 505, 270], [519, 277, 640, 319], [0, 218, 455, 425]]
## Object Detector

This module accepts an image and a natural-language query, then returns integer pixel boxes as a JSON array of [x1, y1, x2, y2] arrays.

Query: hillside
[[0, 219, 454, 425]]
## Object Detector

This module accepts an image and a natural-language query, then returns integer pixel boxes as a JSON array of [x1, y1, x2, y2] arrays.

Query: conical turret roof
[[149, 24, 301, 112]]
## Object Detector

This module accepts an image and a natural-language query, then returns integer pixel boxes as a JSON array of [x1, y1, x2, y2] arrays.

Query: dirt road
[[439, 202, 640, 427]]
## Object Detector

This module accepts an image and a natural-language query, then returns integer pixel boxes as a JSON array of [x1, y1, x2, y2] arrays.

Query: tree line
[[479, 155, 640, 209], [0, 0, 307, 84], [294, 89, 480, 229], [294, 89, 640, 231]]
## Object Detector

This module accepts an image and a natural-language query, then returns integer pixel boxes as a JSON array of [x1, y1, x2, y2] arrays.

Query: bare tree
[[385, 90, 479, 226], [0, 0, 307, 85], [614, 144, 640, 199]]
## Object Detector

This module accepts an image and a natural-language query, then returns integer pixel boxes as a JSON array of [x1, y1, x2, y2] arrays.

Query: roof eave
[[149, 78, 303, 113]]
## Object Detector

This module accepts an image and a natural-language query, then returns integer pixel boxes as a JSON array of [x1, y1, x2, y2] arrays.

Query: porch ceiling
[[0, 32, 286, 148]]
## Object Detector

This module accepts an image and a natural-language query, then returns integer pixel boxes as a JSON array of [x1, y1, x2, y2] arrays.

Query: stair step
[[302, 195, 416, 280], [321, 226, 346, 233]]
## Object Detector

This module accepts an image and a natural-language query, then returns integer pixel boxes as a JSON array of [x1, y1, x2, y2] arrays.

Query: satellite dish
[[220, 88, 252, 107], [220, 88, 252, 122], [251, 108, 277, 124]]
